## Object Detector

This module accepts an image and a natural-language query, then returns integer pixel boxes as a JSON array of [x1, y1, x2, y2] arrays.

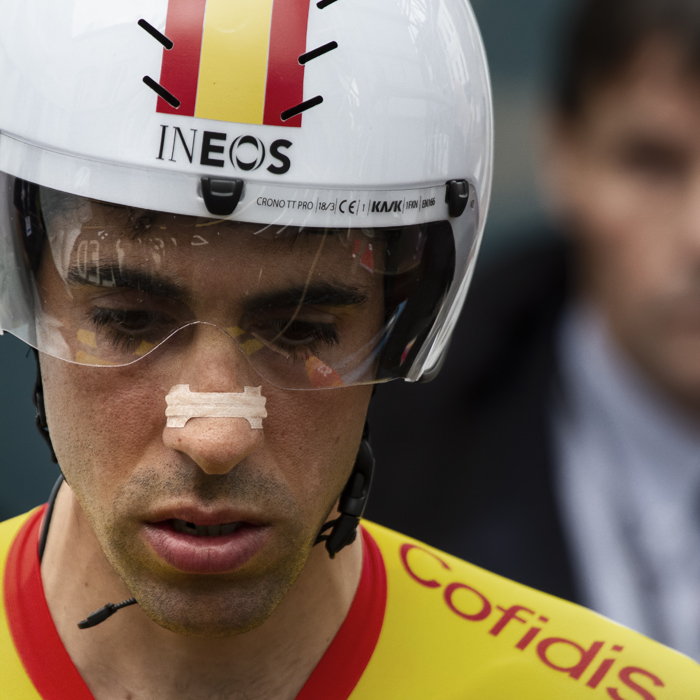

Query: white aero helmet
[[0, 0, 492, 391]]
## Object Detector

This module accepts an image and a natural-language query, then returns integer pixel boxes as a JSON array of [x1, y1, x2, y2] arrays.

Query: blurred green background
[[0, 0, 578, 519]]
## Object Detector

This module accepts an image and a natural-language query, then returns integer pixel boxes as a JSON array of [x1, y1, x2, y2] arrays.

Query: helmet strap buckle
[[315, 436, 374, 559]]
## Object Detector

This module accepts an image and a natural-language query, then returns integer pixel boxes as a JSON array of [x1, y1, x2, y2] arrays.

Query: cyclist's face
[[38, 210, 379, 637]]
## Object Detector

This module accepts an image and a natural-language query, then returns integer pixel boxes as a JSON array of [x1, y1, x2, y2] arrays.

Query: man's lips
[[141, 509, 270, 574], [145, 506, 265, 528], [171, 518, 241, 537]]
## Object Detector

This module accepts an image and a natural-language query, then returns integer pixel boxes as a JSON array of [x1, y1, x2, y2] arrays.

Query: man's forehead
[[65, 210, 377, 265], [70, 228, 374, 274], [59, 197, 355, 241], [42, 192, 389, 293], [64, 238, 380, 309], [66, 218, 379, 276], [69, 203, 306, 240]]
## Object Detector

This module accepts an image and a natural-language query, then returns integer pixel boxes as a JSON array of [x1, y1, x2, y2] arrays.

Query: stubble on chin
[[74, 464, 317, 638]]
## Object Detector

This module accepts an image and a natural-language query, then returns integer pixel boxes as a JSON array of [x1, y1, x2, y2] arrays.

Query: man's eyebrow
[[244, 283, 368, 313], [66, 266, 368, 309], [66, 264, 189, 303]]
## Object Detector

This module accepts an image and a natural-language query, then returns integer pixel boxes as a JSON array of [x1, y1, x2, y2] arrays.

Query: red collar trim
[[4, 505, 95, 699], [4, 511, 387, 700], [296, 526, 387, 699]]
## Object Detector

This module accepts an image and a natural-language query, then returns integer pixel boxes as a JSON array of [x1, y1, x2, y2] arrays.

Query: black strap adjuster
[[314, 438, 375, 558], [201, 177, 244, 216], [445, 179, 471, 218]]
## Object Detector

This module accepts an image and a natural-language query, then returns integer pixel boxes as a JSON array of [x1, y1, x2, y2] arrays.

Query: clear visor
[[4, 179, 460, 390]]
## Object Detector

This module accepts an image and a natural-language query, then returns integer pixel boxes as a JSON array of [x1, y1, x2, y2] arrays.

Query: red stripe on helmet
[[156, 0, 208, 117], [262, 0, 312, 128]]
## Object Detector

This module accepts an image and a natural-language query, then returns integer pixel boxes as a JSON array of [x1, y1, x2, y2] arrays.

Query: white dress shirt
[[553, 304, 700, 660]]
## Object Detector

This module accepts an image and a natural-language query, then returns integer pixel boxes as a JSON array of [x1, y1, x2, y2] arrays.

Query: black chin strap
[[38, 474, 139, 630], [314, 431, 375, 559], [38, 474, 65, 561], [31, 348, 58, 464]]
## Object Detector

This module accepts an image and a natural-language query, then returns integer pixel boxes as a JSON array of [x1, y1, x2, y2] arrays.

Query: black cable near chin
[[37, 455, 141, 630], [77, 598, 138, 629]]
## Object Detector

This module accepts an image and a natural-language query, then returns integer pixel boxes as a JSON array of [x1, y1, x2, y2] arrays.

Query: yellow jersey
[[2, 507, 699, 699]]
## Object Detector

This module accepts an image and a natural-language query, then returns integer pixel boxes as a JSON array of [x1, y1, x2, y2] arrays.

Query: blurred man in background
[[367, 0, 700, 660]]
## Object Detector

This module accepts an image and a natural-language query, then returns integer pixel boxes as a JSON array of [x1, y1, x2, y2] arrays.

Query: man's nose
[[161, 326, 266, 475]]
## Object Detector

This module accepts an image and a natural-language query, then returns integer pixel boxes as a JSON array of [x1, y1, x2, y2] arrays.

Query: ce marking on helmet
[[339, 199, 360, 215]]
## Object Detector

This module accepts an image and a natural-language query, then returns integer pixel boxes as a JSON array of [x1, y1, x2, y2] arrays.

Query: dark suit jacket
[[365, 233, 582, 603]]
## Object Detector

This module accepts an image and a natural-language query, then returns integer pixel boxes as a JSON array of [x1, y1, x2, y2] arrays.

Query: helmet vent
[[317, 0, 340, 8], [138, 19, 174, 51], [281, 95, 323, 122], [142, 76, 181, 109], [299, 41, 338, 65]]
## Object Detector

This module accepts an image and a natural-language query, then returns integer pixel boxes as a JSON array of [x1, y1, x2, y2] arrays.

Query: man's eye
[[88, 307, 179, 352], [92, 308, 157, 331], [279, 321, 336, 345], [252, 319, 339, 352]]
